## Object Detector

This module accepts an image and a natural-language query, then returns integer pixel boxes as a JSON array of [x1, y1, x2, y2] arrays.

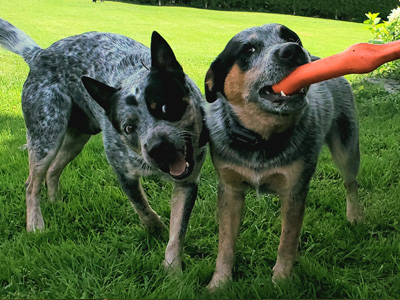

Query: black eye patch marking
[[147, 96, 188, 121], [125, 95, 138, 106], [145, 72, 189, 122]]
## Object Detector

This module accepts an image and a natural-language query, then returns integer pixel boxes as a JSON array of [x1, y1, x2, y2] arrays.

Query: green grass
[[0, 0, 399, 298]]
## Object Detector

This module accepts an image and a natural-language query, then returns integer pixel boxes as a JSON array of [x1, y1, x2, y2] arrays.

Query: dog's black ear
[[205, 39, 241, 103], [151, 31, 183, 72], [81, 76, 119, 113], [205, 60, 219, 103], [205, 56, 227, 103]]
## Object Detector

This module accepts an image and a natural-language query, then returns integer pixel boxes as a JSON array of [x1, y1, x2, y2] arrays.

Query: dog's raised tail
[[0, 18, 41, 65]]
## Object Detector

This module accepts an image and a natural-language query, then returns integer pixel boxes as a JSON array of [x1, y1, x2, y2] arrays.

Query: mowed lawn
[[0, 0, 399, 298]]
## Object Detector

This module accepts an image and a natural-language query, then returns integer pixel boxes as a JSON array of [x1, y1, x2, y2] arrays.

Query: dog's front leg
[[272, 187, 307, 282], [117, 173, 167, 235], [163, 181, 198, 273], [207, 181, 245, 291]]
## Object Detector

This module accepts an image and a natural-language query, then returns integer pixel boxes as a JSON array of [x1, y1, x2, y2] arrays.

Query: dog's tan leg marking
[[207, 160, 307, 288], [164, 184, 186, 272], [207, 170, 246, 291], [272, 189, 306, 282], [26, 149, 58, 232], [46, 128, 91, 202], [344, 181, 362, 223], [163, 183, 197, 272], [329, 138, 363, 223]]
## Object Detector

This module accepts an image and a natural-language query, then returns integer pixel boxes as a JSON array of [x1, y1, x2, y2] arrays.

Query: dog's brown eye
[[247, 47, 256, 53], [124, 125, 135, 134]]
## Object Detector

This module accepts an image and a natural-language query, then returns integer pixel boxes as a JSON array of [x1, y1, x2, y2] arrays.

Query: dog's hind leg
[[326, 113, 363, 223], [23, 88, 71, 231], [46, 127, 91, 202], [26, 146, 59, 232], [163, 181, 198, 272]]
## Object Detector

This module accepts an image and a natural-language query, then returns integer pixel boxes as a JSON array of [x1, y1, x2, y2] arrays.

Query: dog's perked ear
[[145, 32, 189, 122], [81, 76, 119, 113], [151, 31, 183, 73]]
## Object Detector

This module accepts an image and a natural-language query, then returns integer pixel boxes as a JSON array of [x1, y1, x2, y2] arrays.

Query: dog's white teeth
[[280, 91, 287, 97], [185, 162, 190, 168]]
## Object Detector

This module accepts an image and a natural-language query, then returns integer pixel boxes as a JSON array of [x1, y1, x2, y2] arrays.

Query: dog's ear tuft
[[151, 31, 183, 72], [81, 76, 119, 113]]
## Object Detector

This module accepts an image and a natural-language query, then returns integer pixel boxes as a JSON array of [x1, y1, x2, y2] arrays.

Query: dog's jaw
[[258, 84, 309, 115]]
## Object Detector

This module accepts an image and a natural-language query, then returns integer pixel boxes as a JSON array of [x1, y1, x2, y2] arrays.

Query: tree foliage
[[113, 0, 399, 22]]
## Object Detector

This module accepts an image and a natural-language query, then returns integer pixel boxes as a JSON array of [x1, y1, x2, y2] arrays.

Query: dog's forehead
[[231, 24, 300, 46]]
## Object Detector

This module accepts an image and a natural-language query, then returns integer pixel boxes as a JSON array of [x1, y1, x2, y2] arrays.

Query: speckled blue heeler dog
[[204, 24, 363, 290], [0, 18, 207, 271]]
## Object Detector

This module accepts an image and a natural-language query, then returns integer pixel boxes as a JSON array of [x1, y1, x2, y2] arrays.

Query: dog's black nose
[[277, 43, 307, 65], [146, 136, 174, 160]]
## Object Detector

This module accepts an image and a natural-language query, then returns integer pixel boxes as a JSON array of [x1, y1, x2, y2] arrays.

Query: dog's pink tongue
[[169, 153, 187, 177]]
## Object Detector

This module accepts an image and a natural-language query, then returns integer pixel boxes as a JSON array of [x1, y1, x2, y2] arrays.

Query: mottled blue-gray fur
[[0, 18, 207, 272], [204, 23, 362, 290]]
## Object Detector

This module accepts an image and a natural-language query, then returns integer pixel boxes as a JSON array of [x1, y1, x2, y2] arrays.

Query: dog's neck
[[224, 105, 294, 153], [228, 115, 265, 148]]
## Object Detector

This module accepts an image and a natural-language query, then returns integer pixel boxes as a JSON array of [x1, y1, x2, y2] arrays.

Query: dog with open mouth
[[204, 23, 363, 289], [0, 18, 207, 271]]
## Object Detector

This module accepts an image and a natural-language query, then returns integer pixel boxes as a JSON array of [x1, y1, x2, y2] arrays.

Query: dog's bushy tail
[[0, 18, 41, 65]]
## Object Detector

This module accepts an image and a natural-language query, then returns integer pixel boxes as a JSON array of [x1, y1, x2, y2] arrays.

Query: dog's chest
[[218, 160, 304, 196]]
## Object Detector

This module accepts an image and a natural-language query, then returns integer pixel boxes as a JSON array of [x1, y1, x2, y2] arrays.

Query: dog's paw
[[272, 263, 291, 284], [206, 273, 231, 293], [26, 214, 45, 232], [162, 259, 182, 275], [346, 203, 364, 224]]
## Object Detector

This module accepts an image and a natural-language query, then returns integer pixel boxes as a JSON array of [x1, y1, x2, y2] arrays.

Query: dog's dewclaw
[[272, 40, 400, 95]]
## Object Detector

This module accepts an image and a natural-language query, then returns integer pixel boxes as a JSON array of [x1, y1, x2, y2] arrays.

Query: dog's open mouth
[[158, 135, 194, 180], [259, 85, 308, 106], [259, 85, 308, 113]]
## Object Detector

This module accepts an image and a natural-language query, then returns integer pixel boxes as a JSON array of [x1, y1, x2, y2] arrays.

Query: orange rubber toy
[[272, 40, 400, 95]]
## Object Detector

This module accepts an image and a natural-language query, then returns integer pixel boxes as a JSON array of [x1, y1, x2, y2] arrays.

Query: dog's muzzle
[[146, 135, 194, 180], [258, 43, 310, 113]]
